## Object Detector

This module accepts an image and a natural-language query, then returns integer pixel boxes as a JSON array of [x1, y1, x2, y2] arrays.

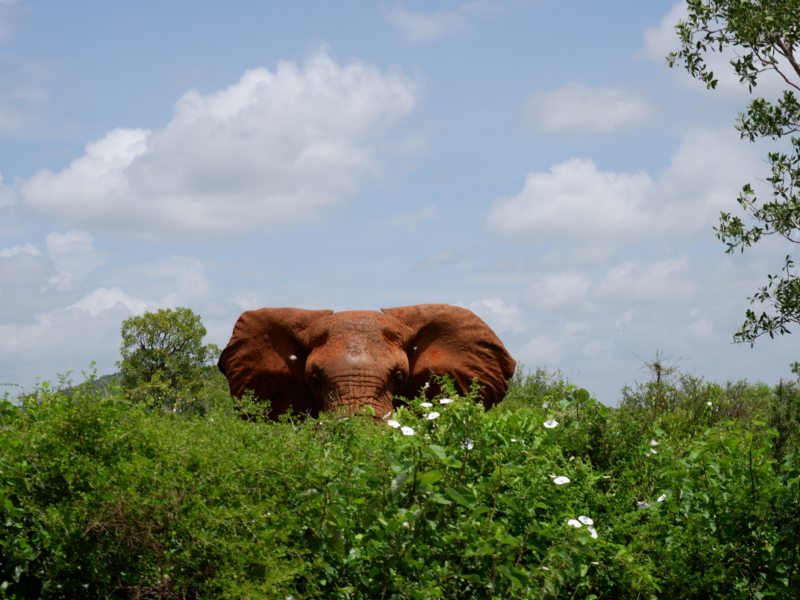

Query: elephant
[[217, 303, 516, 420]]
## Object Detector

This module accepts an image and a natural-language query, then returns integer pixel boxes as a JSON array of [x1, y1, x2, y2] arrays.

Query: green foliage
[[668, 0, 800, 348], [117, 307, 225, 412], [1, 363, 798, 599]]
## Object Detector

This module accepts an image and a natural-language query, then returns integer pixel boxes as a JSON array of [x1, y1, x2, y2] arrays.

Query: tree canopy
[[118, 307, 223, 411], [669, 0, 800, 346]]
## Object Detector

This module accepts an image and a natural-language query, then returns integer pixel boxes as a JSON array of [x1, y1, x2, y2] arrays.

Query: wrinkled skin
[[218, 304, 516, 421]]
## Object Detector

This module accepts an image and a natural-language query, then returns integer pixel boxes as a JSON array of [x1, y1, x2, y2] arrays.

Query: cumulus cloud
[[523, 82, 657, 136], [385, 1, 509, 43], [0, 250, 57, 322], [593, 257, 694, 305], [482, 128, 760, 244], [517, 321, 590, 366], [69, 287, 158, 317], [375, 204, 437, 233], [19, 49, 423, 240], [415, 248, 465, 272], [45, 230, 107, 291], [0, 0, 20, 41], [386, 4, 472, 43], [522, 272, 595, 313], [0, 242, 40, 258], [468, 298, 524, 334], [109, 256, 211, 308]]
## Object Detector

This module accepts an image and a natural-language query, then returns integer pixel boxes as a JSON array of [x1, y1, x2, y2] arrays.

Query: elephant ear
[[218, 308, 333, 419], [381, 304, 516, 410]]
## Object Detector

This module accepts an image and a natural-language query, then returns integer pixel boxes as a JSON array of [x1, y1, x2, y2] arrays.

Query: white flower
[[541, 402, 549, 409], [542, 566, 550, 571], [423, 381, 430, 389], [567, 519, 582, 528], [413, 346, 418, 350], [210, 418, 214, 422], [553, 476, 570, 485], [578, 516, 593, 525], [511, 438, 517, 442], [461, 438, 474, 450], [387, 420, 401, 428], [707, 401, 712, 406], [650, 449, 658, 454], [649, 439, 660, 447], [591, 562, 599, 565], [439, 398, 454, 404], [636, 500, 650, 509], [289, 355, 297, 361], [420, 402, 433, 407], [426, 412, 440, 420], [401, 426, 415, 436], [657, 494, 667, 502], [587, 526, 598, 539], [383, 412, 392, 420], [544, 420, 559, 429]]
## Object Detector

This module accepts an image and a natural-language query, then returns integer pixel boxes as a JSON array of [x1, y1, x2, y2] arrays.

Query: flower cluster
[[567, 515, 598, 539], [384, 397, 456, 437]]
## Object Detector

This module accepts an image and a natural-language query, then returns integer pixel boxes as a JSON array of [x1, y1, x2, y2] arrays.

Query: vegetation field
[[1, 361, 798, 599]]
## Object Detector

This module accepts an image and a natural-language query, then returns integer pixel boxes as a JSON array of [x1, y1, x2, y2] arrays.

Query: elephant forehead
[[308, 311, 405, 356], [311, 311, 401, 337]]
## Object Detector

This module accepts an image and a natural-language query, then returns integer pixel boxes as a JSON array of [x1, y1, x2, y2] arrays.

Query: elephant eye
[[392, 372, 405, 385], [309, 371, 322, 387]]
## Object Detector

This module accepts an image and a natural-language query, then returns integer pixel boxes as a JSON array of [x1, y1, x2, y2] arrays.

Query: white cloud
[[592, 257, 694, 305], [468, 298, 524, 334], [110, 256, 211, 308], [45, 230, 106, 291], [522, 271, 595, 313], [386, 5, 472, 43], [19, 48, 423, 240], [415, 248, 465, 271], [483, 128, 760, 244], [639, 2, 687, 65], [70, 287, 157, 317], [523, 82, 657, 136], [385, 1, 507, 43], [375, 204, 437, 233], [0, 0, 20, 41], [517, 321, 590, 365], [0, 243, 40, 258]]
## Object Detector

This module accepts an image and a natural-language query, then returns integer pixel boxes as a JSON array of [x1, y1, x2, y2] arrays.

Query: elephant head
[[217, 303, 516, 420]]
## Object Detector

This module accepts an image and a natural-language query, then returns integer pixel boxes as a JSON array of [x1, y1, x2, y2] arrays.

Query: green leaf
[[427, 444, 448, 462], [466, 544, 494, 556], [446, 487, 475, 508], [499, 495, 520, 512], [418, 469, 443, 485], [470, 506, 492, 519], [391, 473, 409, 500]]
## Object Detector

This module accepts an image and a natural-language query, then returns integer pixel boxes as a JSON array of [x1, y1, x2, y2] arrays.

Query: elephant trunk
[[324, 373, 394, 419]]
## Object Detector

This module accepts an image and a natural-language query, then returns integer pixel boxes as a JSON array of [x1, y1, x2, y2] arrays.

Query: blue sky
[[1, 0, 797, 402]]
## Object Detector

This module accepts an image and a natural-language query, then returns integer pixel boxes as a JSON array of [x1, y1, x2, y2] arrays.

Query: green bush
[[1, 365, 798, 599]]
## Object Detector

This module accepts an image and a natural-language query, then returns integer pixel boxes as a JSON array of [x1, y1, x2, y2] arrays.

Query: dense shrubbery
[[1, 361, 799, 599]]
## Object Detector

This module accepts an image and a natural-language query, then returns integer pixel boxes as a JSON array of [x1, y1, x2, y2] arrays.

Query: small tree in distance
[[118, 307, 224, 411]]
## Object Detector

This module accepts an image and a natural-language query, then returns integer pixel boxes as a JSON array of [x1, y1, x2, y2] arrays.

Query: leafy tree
[[118, 307, 223, 411], [668, 0, 800, 345]]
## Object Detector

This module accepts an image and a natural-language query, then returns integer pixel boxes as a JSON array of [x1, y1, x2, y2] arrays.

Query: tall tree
[[118, 307, 223, 411], [669, 0, 800, 347]]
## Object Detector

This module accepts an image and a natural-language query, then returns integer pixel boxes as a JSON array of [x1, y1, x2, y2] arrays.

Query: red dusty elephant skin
[[218, 304, 516, 420]]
